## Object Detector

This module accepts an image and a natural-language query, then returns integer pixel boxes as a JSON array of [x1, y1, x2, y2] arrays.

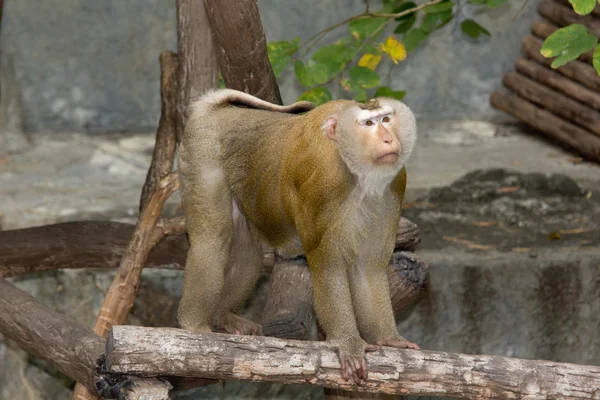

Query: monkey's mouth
[[377, 152, 399, 163]]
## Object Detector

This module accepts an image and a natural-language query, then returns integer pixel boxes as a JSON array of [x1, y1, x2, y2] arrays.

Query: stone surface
[[0, 0, 536, 134]]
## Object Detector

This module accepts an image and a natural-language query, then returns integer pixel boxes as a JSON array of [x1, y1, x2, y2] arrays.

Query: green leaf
[[293, 60, 329, 87], [348, 66, 381, 89], [593, 44, 600, 75], [393, 1, 417, 20], [394, 15, 416, 34], [349, 17, 387, 41], [267, 38, 299, 77], [421, 10, 453, 33], [468, 0, 487, 4], [403, 28, 429, 52], [460, 19, 491, 38], [294, 60, 310, 86], [375, 86, 407, 100], [298, 87, 332, 105], [353, 89, 368, 102], [393, 1, 417, 34], [486, 0, 507, 7], [311, 42, 356, 76], [423, 0, 454, 13], [568, 0, 596, 15], [541, 24, 598, 68]]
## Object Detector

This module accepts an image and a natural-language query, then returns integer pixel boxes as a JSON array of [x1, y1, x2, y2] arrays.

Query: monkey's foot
[[213, 312, 264, 336], [331, 337, 377, 385], [376, 336, 420, 350]]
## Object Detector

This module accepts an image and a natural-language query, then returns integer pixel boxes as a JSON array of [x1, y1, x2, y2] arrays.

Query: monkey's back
[[216, 106, 305, 245]]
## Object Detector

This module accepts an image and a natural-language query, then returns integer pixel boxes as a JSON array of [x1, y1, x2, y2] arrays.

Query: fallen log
[[538, 0, 600, 37], [105, 325, 600, 399], [503, 71, 600, 137], [521, 35, 600, 91], [490, 89, 600, 163], [515, 57, 600, 111], [0, 218, 421, 278]]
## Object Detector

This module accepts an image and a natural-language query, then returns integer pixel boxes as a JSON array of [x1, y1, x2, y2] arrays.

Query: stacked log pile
[[490, 0, 600, 164]]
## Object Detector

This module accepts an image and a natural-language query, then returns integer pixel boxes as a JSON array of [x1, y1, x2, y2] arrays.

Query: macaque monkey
[[177, 88, 418, 384]]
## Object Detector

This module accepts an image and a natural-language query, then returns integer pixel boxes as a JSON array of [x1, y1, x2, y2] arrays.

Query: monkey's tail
[[194, 88, 315, 114]]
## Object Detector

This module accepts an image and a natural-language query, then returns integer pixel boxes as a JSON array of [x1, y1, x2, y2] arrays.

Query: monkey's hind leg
[[177, 167, 234, 333], [213, 203, 264, 336]]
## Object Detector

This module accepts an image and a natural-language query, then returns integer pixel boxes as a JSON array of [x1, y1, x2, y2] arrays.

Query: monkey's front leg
[[308, 249, 377, 385], [351, 260, 419, 351]]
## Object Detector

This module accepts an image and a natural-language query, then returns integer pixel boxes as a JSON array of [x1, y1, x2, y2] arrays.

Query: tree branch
[[0, 278, 104, 394], [0, 217, 420, 278], [106, 325, 600, 399]]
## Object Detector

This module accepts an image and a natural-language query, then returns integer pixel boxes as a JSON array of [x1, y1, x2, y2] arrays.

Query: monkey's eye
[[382, 116, 390, 123], [365, 120, 374, 126]]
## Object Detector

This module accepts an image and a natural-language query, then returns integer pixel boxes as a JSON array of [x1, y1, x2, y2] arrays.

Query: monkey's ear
[[324, 116, 338, 141]]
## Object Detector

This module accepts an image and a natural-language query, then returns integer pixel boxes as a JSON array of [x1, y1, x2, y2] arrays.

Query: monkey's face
[[329, 99, 416, 176]]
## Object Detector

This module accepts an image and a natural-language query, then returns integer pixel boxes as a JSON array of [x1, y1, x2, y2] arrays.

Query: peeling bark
[[106, 325, 600, 399]]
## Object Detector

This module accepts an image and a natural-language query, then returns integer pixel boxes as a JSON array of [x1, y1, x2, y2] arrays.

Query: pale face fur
[[324, 98, 417, 196]]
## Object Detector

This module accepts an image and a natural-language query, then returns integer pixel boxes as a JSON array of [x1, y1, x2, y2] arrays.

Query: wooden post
[[176, 0, 220, 140], [203, 0, 283, 104]]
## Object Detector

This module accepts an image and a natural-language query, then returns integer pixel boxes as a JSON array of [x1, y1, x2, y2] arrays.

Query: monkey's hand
[[331, 337, 377, 385], [376, 335, 420, 350], [213, 312, 264, 336]]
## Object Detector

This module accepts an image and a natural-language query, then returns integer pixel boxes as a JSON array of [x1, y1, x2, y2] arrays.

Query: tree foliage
[[541, 1, 600, 74], [267, 0, 508, 104]]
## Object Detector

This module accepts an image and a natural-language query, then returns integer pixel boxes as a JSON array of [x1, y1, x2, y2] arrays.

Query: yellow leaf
[[379, 36, 407, 64], [358, 53, 382, 70]]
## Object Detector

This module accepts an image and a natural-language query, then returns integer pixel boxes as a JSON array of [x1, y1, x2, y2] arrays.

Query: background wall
[[0, 0, 537, 133]]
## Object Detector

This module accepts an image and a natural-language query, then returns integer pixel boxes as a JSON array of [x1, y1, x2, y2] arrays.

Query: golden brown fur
[[177, 89, 417, 384]]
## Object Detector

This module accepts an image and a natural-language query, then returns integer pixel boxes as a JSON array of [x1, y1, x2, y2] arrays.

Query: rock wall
[[0, 0, 538, 134]]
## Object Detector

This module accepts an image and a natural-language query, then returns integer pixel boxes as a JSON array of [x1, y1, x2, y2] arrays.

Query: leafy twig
[[298, 0, 445, 56]]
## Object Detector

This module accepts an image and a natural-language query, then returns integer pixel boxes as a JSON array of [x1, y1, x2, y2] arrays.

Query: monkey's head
[[323, 98, 417, 183]]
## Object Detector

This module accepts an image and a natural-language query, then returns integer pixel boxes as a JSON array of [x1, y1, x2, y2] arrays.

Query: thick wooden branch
[[0, 217, 420, 278], [538, 0, 600, 37], [0, 221, 187, 278], [260, 250, 428, 342], [91, 173, 180, 339], [106, 325, 600, 399], [514, 57, 600, 112], [0, 278, 104, 394], [490, 89, 600, 162], [503, 71, 600, 137], [521, 35, 600, 91], [0, 278, 215, 398], [204, 0, 283, 104], [176, 0, 219, 140], [139, 51, 179, 212], [261, 258, 315, 339]]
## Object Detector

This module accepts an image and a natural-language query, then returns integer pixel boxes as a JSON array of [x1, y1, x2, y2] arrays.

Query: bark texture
[[0, 278, 105, 394], [106, 325, 600, 399], [203, 0, 283, 104]]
